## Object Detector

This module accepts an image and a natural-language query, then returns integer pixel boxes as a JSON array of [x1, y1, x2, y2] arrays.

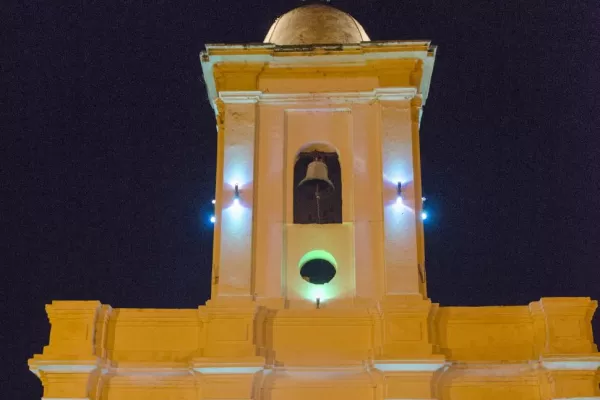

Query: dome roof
[[264, 4, 370, 45]]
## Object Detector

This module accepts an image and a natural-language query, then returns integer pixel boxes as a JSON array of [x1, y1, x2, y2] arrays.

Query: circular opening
[[300, 258, 336, 285]]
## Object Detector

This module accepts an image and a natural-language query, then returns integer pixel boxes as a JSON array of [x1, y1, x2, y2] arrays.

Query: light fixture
[[395, 182, 403, 205], [421, 211, 428, 221], [232, 184, 241, 206], [212, 199, 216, 205], [210, 215, 216, 223]]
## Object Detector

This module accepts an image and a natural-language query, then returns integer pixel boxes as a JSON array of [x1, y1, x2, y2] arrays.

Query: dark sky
[[3, 0, 600, 398]]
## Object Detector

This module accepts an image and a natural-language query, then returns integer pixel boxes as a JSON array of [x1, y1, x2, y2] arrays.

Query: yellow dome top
[[264, 4, 370, 45]]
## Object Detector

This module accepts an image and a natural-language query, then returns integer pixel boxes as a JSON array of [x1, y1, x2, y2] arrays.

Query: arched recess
[[293, 143, 342, 224], [299, 250, 337, 285]]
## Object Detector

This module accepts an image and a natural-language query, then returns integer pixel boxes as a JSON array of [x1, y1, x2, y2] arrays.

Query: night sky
[[4, 0, 600, 398]]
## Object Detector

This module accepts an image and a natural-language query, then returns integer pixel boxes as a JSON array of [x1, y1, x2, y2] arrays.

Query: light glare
[[421, 211, 428, 220]]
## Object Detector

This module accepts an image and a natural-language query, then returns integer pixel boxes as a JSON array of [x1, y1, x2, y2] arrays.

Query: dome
[[264, 4, 370, 45]]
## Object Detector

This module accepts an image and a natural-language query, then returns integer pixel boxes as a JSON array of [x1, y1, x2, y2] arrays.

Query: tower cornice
[[217, 88, 418, 106]]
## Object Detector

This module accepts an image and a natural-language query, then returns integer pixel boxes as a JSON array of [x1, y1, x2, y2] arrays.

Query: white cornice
[[31, 358, 600, 381], [42, 398, 91, 400], [374, 360, 447, 372], [217, 88, 417, 107], [553, 398, 600, 400], [191, 356, 265, 375], [193, 366, 264, 374], [373, 88, 419, 101], [542, 360, 600, 370], [218, 91, 262, 104], [34, 364, 98, 373], [201, 44, 436, 107], [540, 354, 600, 371], [204, 40, 432, 51]]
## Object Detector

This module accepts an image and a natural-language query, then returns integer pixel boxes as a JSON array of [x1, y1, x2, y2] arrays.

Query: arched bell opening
[[293, 144, 342, 224]]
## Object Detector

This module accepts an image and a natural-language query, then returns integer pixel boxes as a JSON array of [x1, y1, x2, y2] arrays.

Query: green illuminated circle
[[298, 250, 337, 285], [298, 250, 337, 269]]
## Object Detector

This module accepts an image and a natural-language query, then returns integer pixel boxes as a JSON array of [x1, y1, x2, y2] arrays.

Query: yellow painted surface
[[30, 298, 600, 399], [29, 8, 600, 400]]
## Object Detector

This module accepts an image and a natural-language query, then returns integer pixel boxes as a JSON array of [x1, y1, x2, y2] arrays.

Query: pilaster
[[541, 356, 600, 399], [38, 365, 102, 400], [29, 301, 107, 399], [198, 298, 261, 358], [379, 94, 421, 295], [529, 297, 599, 355], [36, 300, 104, 360], [376, 296, 443, 360], [214, 93, 259, 298]]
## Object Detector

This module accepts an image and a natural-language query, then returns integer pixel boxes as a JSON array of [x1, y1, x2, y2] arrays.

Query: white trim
[[203, 51, 431, 66], [42, 397, 90, 400], [193, 366, 264, 374], [205, 40, 431, 49], [542, 360, 600, 370], [201, 44, 436, 108], [374, 88, 419, 101], [374, 361, 446, 372], [218, 91, 262, 104], [420, 52, 436, 104], [218, 88, 417, 107], [553, 398, 600, 400], [110, 367, 190, 377], [42, 398, 90, 400], [34, 364, 98, 373]]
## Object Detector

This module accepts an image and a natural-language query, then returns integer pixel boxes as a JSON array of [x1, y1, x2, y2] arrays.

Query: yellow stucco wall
[[30, 297, 599, 399]]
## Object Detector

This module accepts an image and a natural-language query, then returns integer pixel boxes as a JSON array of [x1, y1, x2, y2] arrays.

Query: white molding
[[201, 40, 436, 110], [374, 361, 447, 372], [33, 364, 98, 373], [260, 91, 366, 104], [217, 88, 417, 108], [553, 398, 600, 400], [193, 366, 264, 375], [205, 41, 432, 51], [42, 398, 90, 400], [542, 360, 600, 370], [373, 88, 418, 101], [109, 367, 190, 377], [218, 91, 262, 104]]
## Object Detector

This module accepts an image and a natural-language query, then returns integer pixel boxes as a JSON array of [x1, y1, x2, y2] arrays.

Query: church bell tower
[[29, 4, 599, 400], [202, 3, 435, 308]]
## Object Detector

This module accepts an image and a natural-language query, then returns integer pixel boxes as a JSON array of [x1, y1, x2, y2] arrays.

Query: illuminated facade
[[29, 4, 599, 399]]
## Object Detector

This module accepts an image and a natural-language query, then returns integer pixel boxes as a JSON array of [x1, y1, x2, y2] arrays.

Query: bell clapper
[[315, 182, 322, 223]]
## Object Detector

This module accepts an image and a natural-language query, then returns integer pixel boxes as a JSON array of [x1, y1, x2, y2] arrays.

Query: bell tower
[[202, 3, 435, 307], [29, 3, 600, 399]]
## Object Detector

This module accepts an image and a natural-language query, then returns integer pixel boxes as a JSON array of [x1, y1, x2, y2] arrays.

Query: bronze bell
[[298, 159, 335, 193]]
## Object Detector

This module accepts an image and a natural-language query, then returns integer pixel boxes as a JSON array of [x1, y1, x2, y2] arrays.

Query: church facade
[[29, 4, 599, 399]]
